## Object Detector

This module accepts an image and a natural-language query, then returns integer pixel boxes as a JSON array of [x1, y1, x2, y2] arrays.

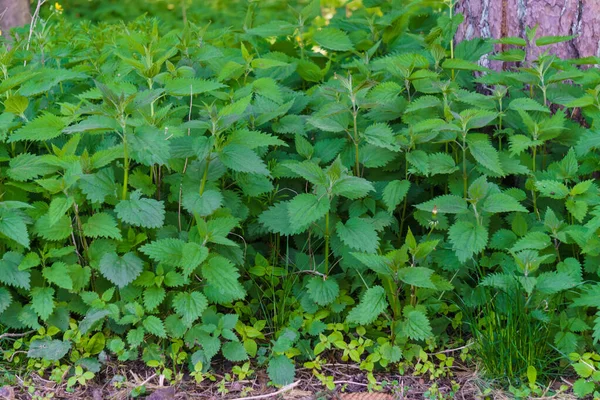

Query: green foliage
[[0, 0, 599, 395]]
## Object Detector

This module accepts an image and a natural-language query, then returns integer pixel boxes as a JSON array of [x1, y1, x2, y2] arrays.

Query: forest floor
[[0, 364, 579, 400]]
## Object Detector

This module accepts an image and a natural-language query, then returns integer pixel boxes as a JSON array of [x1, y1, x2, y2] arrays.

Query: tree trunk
[[455, 0, 600, 66], [0, 0, 31, 36]]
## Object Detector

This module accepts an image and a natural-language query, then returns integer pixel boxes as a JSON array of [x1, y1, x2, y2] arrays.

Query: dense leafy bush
[[2, 0, 600, 397]]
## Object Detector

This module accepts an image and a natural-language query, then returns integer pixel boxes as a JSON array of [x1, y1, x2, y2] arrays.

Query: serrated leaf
[[332, 176, 374, 199], [115, 192, 165, 228], [173, 291, 208, 327], [143, 286, 166, 310], [313, 28, 353, 51], [99, 252, 143, 288], [9, 113, 65, 143], [182, 189, 223, 217], [31, 287, 55, 321], [482, 193, 527, 213], [382, 180, 410, 213], [28, 339, 71, 361], [143, 316, 167, 338], [307, 277, 339, 306], [467, 134, 504, 175], [222, 341, 248, 362], [415, 195, 468, 214], [0, 252, 30, 290], [287, 194, 330, 231], [140, 238, 185, 267], [403, 310, 433, 340], [363, 123, 400, 151], [268, 355, 295, 386], [0, 208, 30, 247], [202, 256, 246, 304], [164, 78, 225, 96], [83, 212, 122, 240], [0, 288, 11, 314], [535, 181, 569, 199], [346, 286, 388, 325], [219, 144, 270, 175], [397, 267, 436, 289], [449, 221, 488, 262], [336, 217, 379, 253]]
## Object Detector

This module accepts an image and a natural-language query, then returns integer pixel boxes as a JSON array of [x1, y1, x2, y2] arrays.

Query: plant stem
[[199, 155, 211, 196], [324, 211, 330, 276], [122, 135, 129, 200], [532, 146, 540, 220], [462, 135, 468, 199], [353, 111, 360, 176]]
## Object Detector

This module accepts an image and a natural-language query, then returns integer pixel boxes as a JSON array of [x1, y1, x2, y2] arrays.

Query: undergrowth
[[1, 1, 600, 398]]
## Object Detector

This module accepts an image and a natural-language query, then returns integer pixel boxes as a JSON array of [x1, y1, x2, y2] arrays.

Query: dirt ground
[[0, 364, 580, 400]]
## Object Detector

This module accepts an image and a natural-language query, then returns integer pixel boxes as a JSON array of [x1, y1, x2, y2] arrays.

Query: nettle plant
[[1, 0, 600, 393]]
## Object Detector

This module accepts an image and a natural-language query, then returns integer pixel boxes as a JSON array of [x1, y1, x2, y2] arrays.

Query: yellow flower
[[54, 2, 63, 13]]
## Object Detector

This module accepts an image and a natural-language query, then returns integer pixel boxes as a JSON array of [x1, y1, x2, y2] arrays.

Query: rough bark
[[455, 0, 600, 66], [0, 0, 31, 36]]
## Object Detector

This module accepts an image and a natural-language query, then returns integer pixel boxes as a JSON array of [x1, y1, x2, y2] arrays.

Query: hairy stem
[[121, 135, 129, 200], [324, 211, 330, 276]]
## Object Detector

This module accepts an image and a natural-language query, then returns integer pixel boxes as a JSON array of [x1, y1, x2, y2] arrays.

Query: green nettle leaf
[[449, 221, 488, 262], [332, 176, 374, 199], [467, 134, 504, 175], [219, 145, 270, 175], [202, 256, 246, 304], [397, 267, 437, 289], [0, 252, 30, 289], [144, 286, 166, 310], [0, 208, 30, 247], [180, 243, 209, 276], [143, 316, 167, 338], [164, 78, 225, 96], [428, 153, 459, 175], [222, 341, 249, 362], [83, 212, 122, 240], [535, 180, 570, 199], [173, 291, 208, 327], [28, 339, 71, 361], [99, 252, 143, 288], [284, 161, 326, 186], [115, 191, 165, 228], [79, 168, 117, 204], [336, 218, 379, 253], [128, 127, 171, 166], [33, 214, 72, 242], [403, 310, 433, 340], [482, 193, 528, 213], [363, 123, 400, 151], [9, 113, 65, 142], [47, 197, 73, 227], [351, 253, 392, 275], [313, 28, 354, 51], [31, 287, 55, 321], [0, 288, 12, 314], [566, 199, 588, 222], [182, 189, 223, 217], [260, 355, 295, 389], [382, 180, 410, 213], [346, 286, 388, 325], [7, 153, 52, 182], [258, 202, 296, 236], [43, 262, 73, 290], [307, 277, 340, 306], [140, 238, 185, 266], [511, 231, 551, 252], [415, 195, 468, 214], [287, 194, 330, 231]]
